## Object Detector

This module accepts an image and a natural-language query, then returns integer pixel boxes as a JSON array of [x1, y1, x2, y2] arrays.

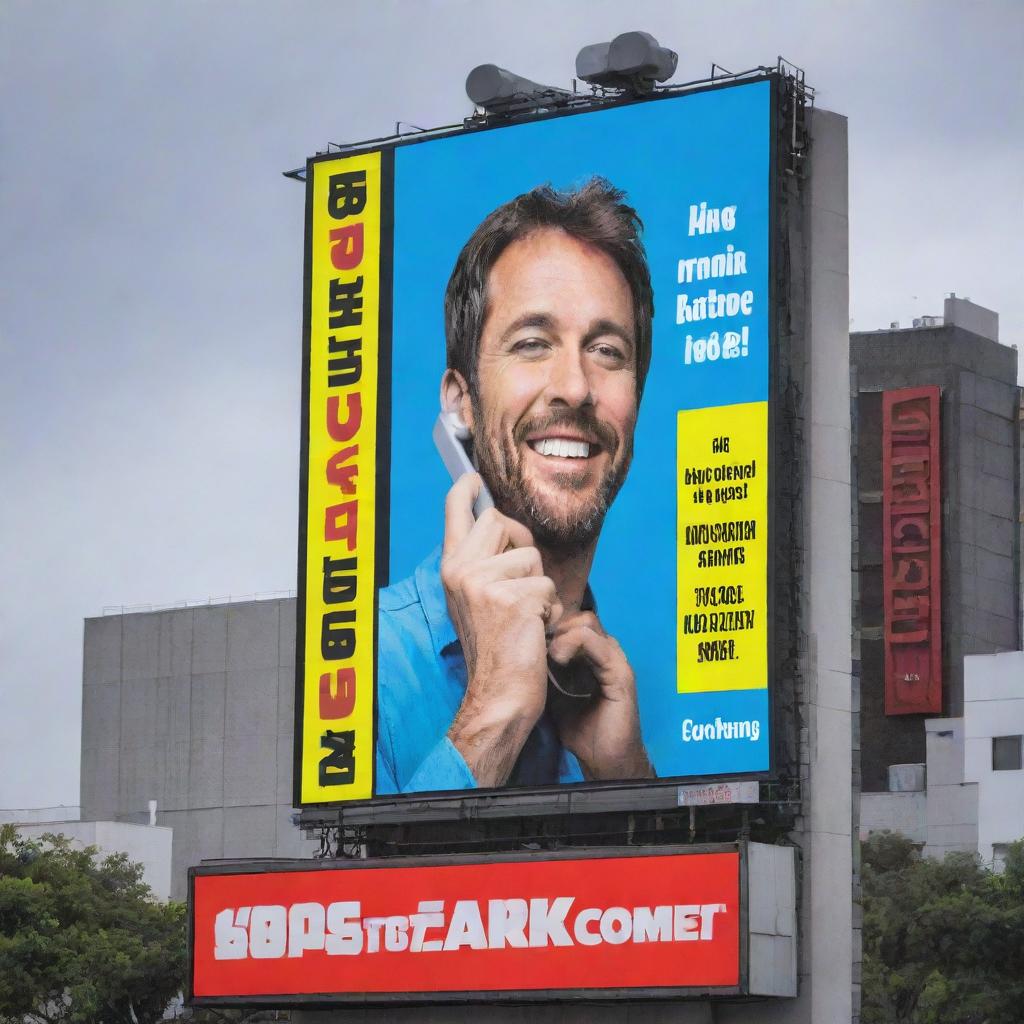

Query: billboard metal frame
[[294, 70, 799, 820]]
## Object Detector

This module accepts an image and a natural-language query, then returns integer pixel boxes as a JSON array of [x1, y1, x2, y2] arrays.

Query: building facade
[[961, 650, 1024, 865], [862, 650, 1024, 867], [80, 597, 316, 900], [1, 806, 173, 901], [851, 296, 1021, 795]]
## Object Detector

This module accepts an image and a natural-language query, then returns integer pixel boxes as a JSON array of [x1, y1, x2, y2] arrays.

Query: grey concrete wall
[[793, 105, 855, 1024], [81, 598, 316, 900]]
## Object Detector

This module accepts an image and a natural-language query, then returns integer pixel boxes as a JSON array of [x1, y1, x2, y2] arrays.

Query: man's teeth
[[532, 438, 591, 458]]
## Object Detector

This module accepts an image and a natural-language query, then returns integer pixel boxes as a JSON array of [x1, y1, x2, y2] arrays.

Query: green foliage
[[861, 832, 1024, 1024], [0, 823, 185, 1024]]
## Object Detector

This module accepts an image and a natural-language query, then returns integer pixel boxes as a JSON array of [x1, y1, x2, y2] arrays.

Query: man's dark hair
[[444, 178, 654, 398]]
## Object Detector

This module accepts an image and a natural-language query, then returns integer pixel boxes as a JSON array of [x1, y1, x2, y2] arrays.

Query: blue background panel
[[386, 81, 772, 780]]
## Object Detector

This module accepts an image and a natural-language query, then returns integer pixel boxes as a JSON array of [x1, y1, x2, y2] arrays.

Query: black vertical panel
[[292, 158, 316, 807], [371, 147, 396, 799]]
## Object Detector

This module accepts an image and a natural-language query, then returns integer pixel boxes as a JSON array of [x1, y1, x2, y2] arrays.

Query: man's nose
[[546, 346, 593, 408]]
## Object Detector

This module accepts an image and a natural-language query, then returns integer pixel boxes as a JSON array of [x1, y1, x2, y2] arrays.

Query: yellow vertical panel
[[300, 152, 381, 802], [677, 401, 768, 693]]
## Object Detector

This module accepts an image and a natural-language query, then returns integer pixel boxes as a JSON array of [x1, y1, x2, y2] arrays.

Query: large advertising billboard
[[297, 77, 777, 806], [190, 847, 743, 1003]]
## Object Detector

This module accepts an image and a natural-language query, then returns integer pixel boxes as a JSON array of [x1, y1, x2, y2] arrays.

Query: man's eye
[[512, 338, 549, 355], [590, 342, 626, 362]]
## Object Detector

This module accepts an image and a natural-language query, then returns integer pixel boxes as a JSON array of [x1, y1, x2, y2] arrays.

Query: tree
[[0, 824, 185, 1024], [861, 832, 1024, 1024]]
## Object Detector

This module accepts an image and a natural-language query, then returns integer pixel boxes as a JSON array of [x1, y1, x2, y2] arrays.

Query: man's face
[[466, 227, 638, 550]]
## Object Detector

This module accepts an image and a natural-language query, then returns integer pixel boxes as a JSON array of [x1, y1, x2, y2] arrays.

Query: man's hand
[[442, 473, 561, 788], [548, 611, 654, 781]]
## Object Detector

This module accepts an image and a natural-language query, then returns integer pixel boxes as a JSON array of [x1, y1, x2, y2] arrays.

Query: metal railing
[[101, 589, 296, 616]]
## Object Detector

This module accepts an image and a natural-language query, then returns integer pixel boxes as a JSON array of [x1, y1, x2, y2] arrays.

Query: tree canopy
[[861, 832, 1024, 1024], [0, 824, 185, 1024]]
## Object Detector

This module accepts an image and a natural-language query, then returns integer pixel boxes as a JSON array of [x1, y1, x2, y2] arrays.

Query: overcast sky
[[1, 1, 1022, 810]]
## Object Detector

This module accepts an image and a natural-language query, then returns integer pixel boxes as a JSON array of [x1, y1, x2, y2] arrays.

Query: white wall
[[15, 819, 173, 901], [963, 651, 1024, 864], [923, 717, 978, 859], [860, 792, 927, 843]]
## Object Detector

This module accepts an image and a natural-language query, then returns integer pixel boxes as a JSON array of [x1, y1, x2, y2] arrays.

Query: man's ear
[[440, 368, 475, 433]]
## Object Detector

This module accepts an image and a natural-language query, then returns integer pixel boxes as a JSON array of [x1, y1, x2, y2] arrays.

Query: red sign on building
[[882, 386, 942, 714], [189, 849, 742, 1004]]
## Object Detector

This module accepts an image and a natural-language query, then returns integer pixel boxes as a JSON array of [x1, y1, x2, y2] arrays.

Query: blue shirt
[[375, 547, 584, 794]]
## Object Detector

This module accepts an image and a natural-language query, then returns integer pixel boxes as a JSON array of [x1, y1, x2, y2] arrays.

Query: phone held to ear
[[432, 411, 495, 519], [433, 411, 596, 701]]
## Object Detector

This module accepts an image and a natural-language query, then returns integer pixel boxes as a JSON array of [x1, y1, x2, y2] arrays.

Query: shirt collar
[[415, 546, 459, 658], [413, 544, 598, 660]]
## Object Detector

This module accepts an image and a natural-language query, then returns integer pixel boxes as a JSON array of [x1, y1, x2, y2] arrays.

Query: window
[[992, 735, 1023, 771]]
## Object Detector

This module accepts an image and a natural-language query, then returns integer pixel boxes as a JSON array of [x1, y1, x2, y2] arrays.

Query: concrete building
[[961, 650, 1024, 865], [1, 806, 173, 901], [18, 820, 173, 901], [80, 597, 316, 900], [861, 651, 1024, 868], [853, 297, 1023, 868], [851, 296, 1021, 795]]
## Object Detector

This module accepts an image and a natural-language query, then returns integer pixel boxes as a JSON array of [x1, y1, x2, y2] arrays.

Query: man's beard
[[470, 402, 633, 552]]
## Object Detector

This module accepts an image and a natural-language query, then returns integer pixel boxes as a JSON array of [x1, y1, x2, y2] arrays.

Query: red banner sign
[[190, 850, 741, 1002], [882, 386, 941, 714]]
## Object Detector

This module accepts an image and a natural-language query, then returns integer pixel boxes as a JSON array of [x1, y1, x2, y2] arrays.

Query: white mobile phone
[[432, 411, 495, 519], [432, 411, 594, 701]]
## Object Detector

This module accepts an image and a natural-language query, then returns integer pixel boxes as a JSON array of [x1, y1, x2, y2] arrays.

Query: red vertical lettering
[[326, 446, 359, 494], [329, 224, 365, 271], [319, 668, 356, 719], [325, 501, 358, 549], [326, 393, 362, 442]]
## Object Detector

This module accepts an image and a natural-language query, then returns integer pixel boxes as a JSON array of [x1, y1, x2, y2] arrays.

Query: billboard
[[882, 386, 942, 714], [189, 847, 743, 1003], [297, 77, 778, 806]]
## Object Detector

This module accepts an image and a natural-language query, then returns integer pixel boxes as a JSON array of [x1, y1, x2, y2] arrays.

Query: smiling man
[[376, 179, 656, 794]]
